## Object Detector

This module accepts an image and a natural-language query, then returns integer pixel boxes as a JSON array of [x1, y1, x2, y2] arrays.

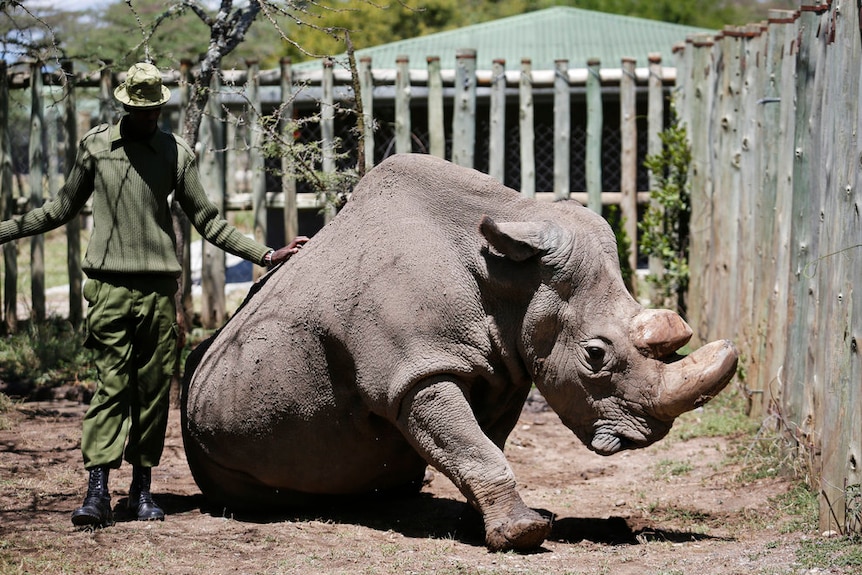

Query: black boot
[[128, 466, 165, 521], [71, 466, 114, 528]]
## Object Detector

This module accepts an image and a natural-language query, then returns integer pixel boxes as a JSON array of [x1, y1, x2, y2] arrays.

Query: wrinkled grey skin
[[182, 154, 738, 551]]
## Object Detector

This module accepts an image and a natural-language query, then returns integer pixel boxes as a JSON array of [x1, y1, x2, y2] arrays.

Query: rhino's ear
[[479, 215, 566, 262]]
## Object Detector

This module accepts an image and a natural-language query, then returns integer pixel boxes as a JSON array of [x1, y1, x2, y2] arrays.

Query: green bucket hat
[[114, 62, 171, 108]]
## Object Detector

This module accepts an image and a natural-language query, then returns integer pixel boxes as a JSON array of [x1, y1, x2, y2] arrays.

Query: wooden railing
[[0, 52, 672, 329]]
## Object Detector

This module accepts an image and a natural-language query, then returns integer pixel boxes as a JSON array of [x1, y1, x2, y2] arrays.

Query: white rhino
[[181, 153, 738, 551]]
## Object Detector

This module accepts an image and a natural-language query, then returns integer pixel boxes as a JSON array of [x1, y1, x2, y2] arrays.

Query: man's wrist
[[262, 249, 274, 267]]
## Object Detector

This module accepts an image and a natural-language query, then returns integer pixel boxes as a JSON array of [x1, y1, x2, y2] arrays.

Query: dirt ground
[[1, 387, 854, 575]]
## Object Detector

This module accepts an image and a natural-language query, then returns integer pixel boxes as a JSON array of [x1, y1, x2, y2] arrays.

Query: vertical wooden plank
[[620, 57, 638, 278], [761, 16, 798, 416], [815, 0, 861, 535], [519, 59, 535, 198], [848, 48, 862, 534], [737, 24, 771, 417], [427, 57, 445, 159], [321, 59, 336, 223], [281, 57, 299, 243], [685, 35, 717, 344], [225, 117, 238, 199], [199, 73, 227, 329], [46, 109, 58, 203], [744, 20, 779, 414], [488, 59, 506, 183], [0, 61, 17, 332], [553, 59, 570, 200], [29, 62, 45, 323], [452, 49, 476, 169], [783, 0, 826, 468], [586, 58, 603, 214], [708, 31, 741, 344], [646, 53, 664, 304], [801, 1, 831, 468], [358, 56, 375, 171], [247, 59, 268, 277], [395, 56, 411, 154], [61, 60, 82, 328], [646, 54, 664, 189]]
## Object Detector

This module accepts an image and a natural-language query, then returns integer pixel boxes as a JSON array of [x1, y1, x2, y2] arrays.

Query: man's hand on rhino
[[268, 236, 309, 266]]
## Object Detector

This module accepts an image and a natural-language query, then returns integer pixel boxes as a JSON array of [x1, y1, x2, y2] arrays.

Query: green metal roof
[[307, 6, 714, 72]]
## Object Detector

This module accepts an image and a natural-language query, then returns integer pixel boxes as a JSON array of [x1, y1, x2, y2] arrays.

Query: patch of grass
[[670, 385, 760, 442], [771, 484, 818, 534], [645, 502, 713, 528], [795, 536, 862, 570], [729, 418, 813, 485], [654, 459, 694, 479]]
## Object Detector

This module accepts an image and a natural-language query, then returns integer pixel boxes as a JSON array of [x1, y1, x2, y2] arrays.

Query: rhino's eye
[[583, 339, 610, 370], [585, 345, 605, 362]]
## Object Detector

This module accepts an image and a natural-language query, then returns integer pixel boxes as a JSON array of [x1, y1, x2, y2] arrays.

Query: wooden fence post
[[199, 72, 227, 329], [736, 25, 767, 406], [519, 58, 535, 198], [395, 56, 411, 154], [783, 0, 826, 468], [754, 18, 793, 417], [765, 16, 798, 412], [62, 60, 83, 328], [29, 61, 45, 323], [0, 61, 16, 333], [645, 53, 664, 305], [489, 59, 506, 183], [321, 58, 336, 223], [620, 57, 638, 279], [98, 62, 114, 126], [553, 59, 570, 201], [586, 58, 603, 214], [427, 57, 445, 159], [247, 59, 268, 272], [358, 56, 375, 171], [281, 57, 299, 242], [707, 30, 738, 344], [452, 49, 476, 168], [684, 35, 716, 343]]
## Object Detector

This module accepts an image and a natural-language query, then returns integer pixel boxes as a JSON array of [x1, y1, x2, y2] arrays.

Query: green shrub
[[0, 392, 13, 430], [604, 204, 634, 292], [0, 318, 96, 398], [640, 107, 691, 314]]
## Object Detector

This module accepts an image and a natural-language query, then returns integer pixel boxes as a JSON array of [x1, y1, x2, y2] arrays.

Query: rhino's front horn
[[631, 308, 693, 358], [654, 339, 739, 420]]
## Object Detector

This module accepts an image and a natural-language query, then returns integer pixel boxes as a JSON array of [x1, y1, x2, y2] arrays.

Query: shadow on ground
[[146, 490, 732, 551]]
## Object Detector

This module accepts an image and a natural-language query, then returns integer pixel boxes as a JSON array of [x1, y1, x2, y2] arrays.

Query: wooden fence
[[0, 52, 672, 330], [674, 0, 861, 535]]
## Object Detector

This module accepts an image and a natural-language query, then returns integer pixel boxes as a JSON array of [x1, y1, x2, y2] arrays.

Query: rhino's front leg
[[396, 376, 551, 551]]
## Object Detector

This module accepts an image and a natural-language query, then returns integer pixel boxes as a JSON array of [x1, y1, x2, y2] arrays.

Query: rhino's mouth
[[590, 430, 638, 455]]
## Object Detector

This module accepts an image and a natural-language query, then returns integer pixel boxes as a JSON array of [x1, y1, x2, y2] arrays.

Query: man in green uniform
[[0, 62, 307, 528]]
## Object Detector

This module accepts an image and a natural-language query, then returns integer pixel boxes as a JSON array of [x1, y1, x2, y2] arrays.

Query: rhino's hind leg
[[396, 376, 552, 551]]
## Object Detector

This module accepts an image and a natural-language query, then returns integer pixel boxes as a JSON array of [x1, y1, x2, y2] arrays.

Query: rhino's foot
[[485, 507, 552, 552]]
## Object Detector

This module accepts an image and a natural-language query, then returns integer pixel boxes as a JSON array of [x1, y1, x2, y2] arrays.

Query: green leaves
[[639, 107, 691, 313]]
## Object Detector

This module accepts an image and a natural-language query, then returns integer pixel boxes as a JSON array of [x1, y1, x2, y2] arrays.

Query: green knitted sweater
[[0, 117, 270, 277]]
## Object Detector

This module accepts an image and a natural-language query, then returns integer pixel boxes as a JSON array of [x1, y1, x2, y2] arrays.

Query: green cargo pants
[[80, 274, 179, 470]]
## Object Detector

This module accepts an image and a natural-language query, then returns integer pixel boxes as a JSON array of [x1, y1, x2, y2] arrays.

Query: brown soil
[[0, 391, 846, 575]]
